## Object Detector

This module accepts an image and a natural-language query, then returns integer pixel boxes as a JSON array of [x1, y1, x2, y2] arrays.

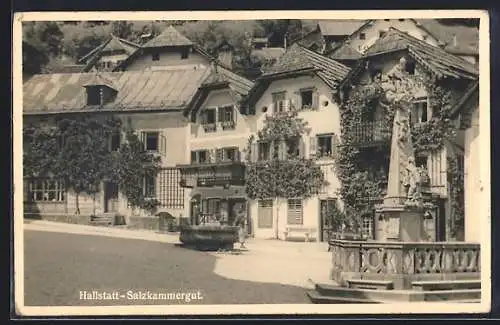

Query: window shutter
[[160, 132, 166, 156], [217, 107, 224, 123], [269, 142, 275, 160], [279, 141, 287, 160], [216, 148, 223, 162], [235, 149, 241, 162], [294, 91, 302, 111], [269, 103, 275, 115], [251, 142, 258, 162], [331, 134, 338, 157], [140, 131, 146, 150], [299, 137, 305, 158], [312, 88, 320, 110], [201, 111, 207, 124], [191, 151, 197, 163], [309, 136, 317, 158], [209, 149, 216, 163]]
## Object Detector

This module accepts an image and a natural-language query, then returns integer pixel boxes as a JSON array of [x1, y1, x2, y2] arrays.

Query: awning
[[190, 186, 247, 199]]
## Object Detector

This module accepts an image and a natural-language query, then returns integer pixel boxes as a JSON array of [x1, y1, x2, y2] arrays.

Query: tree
[[23, 116, 162, 216], [111, 21, 134, 39]]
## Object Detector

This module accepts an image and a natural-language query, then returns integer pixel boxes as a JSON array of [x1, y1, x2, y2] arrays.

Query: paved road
[[24, 230, 311, 306]]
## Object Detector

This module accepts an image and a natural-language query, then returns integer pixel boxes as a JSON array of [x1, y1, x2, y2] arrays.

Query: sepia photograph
[[12, 10, 490, 316]]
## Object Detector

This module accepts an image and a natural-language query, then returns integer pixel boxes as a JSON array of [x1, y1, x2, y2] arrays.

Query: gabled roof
[[450, 79, 479, 118], [251, 47, 286, 62], [142, 26, 193, 48], [23, 68, 211, 114], [82, 73, 118, 90], [328, 42, 363, 61], [415, 19, 479, 55], [364, 27, 478, 80], [262, 43, 351, 89], [318, 20, 369, 37], [184, 64, 255, 117], [78, 35, 140, 64]]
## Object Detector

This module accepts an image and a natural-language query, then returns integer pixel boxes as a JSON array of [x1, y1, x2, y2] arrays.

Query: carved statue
[[403, 157, 423, 204]]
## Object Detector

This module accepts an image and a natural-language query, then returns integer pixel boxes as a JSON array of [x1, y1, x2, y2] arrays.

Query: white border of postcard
[[13, 9, 491, 316]]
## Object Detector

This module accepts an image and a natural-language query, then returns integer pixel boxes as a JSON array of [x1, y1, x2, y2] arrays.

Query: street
[[24, 230, 311, 306]]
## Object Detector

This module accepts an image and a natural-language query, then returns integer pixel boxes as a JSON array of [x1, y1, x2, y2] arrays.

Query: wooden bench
[[283, 227, 316, 242]]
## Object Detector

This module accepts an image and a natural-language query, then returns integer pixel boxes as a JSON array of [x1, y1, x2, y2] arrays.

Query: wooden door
[[104, 182, 119, 213]]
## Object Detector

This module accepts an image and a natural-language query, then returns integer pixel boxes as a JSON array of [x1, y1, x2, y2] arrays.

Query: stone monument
[[375, 58, 434, 242]]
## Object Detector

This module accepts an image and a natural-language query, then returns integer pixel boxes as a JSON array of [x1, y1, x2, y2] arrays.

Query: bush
[[156, 211, 177, 232]]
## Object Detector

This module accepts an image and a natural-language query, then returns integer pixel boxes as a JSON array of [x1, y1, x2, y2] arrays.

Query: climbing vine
[[23, 115, 162, 215], [336, 57, 463, 233], [244, 111, 328, 200], [447, 156, 465, 239]]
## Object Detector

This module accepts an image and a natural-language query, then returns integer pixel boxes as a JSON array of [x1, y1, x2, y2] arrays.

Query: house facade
[[78, 34, 140, 72], [22, 68, 212, 227], [243, 44, 350, 241], [340, 28, 479, 242]]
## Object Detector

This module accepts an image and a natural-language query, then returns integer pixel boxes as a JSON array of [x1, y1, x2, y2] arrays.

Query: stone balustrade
[[329, 235, 480, 289]]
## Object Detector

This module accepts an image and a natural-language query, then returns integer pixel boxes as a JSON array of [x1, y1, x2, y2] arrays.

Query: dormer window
[[86, 86, 102, 106], [84, 82, 118, 107], [152, 52, 160, 61]]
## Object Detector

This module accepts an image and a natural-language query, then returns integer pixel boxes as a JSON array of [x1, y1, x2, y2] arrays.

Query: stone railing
[[329, 237, 480, 289]]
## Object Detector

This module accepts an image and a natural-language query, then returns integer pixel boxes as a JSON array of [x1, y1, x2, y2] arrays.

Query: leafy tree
[[111, 21, 134, 39]]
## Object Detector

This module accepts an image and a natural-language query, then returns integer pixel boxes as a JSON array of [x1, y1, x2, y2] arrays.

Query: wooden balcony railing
[[349, 121, 391, 146], [329, 237, 480, 289]]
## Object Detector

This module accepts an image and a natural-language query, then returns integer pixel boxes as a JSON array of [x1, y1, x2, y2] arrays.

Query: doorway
[[103, 182, 119, 213], [319, 198, 338, 242]]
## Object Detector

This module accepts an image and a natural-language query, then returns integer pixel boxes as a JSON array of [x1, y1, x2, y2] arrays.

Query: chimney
[[452, 34, 458, 47]]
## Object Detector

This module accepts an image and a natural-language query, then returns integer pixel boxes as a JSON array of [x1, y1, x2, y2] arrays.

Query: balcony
[[177, 158, 245, 188], [348, 121, 391, 147], [329, 236, 480, 290]]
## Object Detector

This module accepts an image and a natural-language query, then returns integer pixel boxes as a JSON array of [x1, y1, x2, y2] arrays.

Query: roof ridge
[[77, 36, 112, 63]]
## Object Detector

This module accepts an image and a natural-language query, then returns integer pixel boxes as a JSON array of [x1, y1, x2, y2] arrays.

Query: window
[[359, 33, 366, 40], [411, 99, 430, 124], [415, 155, 428, 169], [218, 105, 235, 130], [398, 18, 405, 21], [144, 174, 157, 198], [317, 134, 334, 158], [27, 179, 66, 202], [286, 137, 300, 158], [217, 147, 239, 162], [272, 91, 287, 113], [145, 132, 159, 151], [258, 199, 273, 228], [300, 89, 313, 109], [181, 48, 189, 59], [258, 142, 270, 161], [405, 60, 416, 75], [191, 150, 209, 164], [361, 214, 374, 239], [379, 30, 386, 37], [109, 132, 121, 151], [86, 86, 101, 106], [287, 199, 303, 225], [152, 52, 160, 61]]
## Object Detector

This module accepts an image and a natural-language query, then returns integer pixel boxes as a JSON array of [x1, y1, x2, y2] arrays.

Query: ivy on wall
[[336, 58, 463, 234], [244, 111, 328, 200], [447, 156, 465, 240]]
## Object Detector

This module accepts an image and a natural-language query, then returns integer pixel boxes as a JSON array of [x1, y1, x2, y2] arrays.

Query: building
[[339, 27, 478, 242], [242, 43, 351, 241], [77, 34, 141, 72], [113, 26, 215, 72], [177, 63, 255, 228], [22, 67, 213, 228]]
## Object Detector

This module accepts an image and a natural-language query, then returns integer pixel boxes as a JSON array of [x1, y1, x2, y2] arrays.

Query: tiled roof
[[142, 26, 193, 48], [201, 65, 254, 97], [23, 68, 211, 114], [318, 20, 368, 36], [78, 35, 140, 64], [262, 43, 351, 89], [365, 27, 478, 80], [251, 47, 286, 62], [50, 64, 86, 74], [415, 19, 479, 55], [328, 43, 363, 60]]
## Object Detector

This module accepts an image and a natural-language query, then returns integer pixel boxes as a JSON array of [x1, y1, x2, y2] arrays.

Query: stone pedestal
[[375, 203, 428, 242]]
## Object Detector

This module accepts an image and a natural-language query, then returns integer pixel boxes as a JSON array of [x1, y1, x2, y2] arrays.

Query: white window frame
[[27, 179, 66, 202], [287, 198, 303, 225]]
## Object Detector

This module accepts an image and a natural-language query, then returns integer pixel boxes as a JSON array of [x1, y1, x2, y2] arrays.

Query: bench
[[283, 227, 316, 242]]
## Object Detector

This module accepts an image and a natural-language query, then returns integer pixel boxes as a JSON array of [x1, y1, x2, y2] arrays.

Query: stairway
[[90, 213, 115, 226], [307, 279, 481, 304]]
